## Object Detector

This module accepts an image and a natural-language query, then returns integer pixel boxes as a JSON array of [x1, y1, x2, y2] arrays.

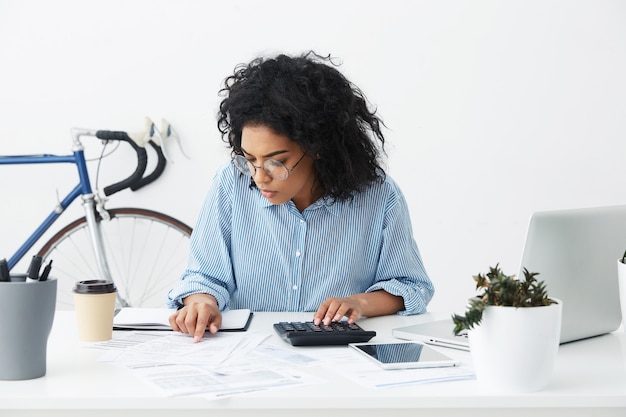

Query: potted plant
[[452, 264, 562, 392]]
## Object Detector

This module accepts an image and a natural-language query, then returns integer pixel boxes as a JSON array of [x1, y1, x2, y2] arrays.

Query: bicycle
[[0, 124, 193, 310]]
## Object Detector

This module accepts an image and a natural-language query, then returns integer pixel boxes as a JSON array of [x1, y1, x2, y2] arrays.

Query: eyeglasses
[[233, 153, 306, 181]]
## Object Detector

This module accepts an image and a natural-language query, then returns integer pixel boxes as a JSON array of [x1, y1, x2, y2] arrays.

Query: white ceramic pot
[[468, 299, 562, 392], [617, 260, 626, 328]]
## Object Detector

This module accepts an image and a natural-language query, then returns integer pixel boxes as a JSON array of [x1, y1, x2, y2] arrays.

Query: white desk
[[1, 310, 625, 417]]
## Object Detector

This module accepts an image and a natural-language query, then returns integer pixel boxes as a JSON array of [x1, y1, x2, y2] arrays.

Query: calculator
[[273, 321, 376, 346]]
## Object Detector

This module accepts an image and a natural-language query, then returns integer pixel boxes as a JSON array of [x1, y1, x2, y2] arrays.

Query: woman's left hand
[[313, 290, 405, 325], [313, 296, 363, 326]]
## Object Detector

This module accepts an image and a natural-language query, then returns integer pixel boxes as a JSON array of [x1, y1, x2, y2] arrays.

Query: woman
[[168, 51, 434, 342]]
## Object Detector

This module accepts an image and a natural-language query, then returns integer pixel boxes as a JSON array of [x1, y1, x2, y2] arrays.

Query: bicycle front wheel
[[38, 208, 192, 310]]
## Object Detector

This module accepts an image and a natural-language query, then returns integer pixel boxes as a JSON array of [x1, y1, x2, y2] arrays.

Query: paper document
[[113, 308, 253, 331], [94, 329, 313, 398]]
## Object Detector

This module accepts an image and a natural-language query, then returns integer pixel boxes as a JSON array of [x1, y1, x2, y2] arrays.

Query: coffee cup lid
[[73, 279, 117, 294]]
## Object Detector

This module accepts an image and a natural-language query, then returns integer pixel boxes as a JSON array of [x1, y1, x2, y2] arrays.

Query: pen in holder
[[0, 276, 57, 380]]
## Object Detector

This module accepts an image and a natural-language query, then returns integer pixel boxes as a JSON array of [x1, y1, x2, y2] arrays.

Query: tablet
[[349, 341, 461, 369]]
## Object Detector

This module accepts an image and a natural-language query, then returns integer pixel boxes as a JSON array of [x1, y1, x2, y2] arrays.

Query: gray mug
[[0, 277, 57, 380]]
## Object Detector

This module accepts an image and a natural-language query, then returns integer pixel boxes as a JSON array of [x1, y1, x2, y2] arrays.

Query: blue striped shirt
[[167, 162, 434, 315]]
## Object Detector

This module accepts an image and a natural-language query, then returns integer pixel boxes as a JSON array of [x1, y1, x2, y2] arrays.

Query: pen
[[39, 259, 53, 281], [27, 255, 43, 280], [0, 258, 9, 282]]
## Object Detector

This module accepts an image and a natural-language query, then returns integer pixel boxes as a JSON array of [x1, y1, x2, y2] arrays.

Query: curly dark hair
[[217, 51, 387, 201]]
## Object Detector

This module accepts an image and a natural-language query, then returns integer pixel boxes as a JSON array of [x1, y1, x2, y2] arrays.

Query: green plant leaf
[[452, 264, 556, 334]]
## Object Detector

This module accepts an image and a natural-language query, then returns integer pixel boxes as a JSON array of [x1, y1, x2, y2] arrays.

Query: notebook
[[113, 308, 253, 331], [393, 205, 626, 350]]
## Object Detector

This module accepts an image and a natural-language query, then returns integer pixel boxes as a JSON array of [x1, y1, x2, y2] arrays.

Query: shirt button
[[295, 250, 301, 257], [292, 285, 298, 291]]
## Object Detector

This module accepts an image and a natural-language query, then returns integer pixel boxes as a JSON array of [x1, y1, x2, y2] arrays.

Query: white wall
[[1, 0, 625, 314]]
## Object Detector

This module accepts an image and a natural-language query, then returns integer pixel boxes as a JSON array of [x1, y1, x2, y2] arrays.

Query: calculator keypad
[[273, 321, 376, 346]]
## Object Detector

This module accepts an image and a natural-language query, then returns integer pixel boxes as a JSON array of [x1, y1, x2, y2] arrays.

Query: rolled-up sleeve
[[166, 165, 235, 310], [366, 180, 434, 315]]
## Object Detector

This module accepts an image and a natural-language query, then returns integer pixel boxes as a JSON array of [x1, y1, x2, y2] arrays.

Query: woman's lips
[[261, 189, 277, 199]]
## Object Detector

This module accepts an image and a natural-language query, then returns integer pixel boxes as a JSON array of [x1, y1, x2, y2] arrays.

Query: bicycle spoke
[[38, 209, 191, 310]]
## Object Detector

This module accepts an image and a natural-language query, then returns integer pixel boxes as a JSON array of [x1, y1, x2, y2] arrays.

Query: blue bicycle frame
[[0, 129, 112, 281]]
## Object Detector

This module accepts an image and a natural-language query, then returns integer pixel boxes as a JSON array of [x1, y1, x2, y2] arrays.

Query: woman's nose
[[253, 166, 272, 183]]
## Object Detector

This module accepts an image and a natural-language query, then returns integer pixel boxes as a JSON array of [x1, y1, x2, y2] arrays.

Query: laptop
[[393, 205, 626, 350]]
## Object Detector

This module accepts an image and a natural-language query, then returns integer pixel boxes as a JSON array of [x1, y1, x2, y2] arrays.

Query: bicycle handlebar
[[130, 140, 166, 191], [94, 130, 167, 196]]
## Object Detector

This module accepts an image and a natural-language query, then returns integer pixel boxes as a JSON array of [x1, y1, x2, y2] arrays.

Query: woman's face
[[240, 125, 319, 211]]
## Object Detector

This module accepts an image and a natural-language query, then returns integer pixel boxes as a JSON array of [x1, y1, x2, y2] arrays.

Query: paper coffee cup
[[73, 280, 117, 342]]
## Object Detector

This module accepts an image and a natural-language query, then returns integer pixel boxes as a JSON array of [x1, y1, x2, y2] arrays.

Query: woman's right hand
[[168, 293, 221, 343]]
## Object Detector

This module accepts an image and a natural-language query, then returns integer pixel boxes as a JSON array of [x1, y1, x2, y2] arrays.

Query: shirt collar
[[257, 191, 341, 216], [306, 196, 342, 216]]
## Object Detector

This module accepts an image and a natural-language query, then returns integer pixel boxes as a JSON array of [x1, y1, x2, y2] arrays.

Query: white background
[[1, 0, 625, 314]]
